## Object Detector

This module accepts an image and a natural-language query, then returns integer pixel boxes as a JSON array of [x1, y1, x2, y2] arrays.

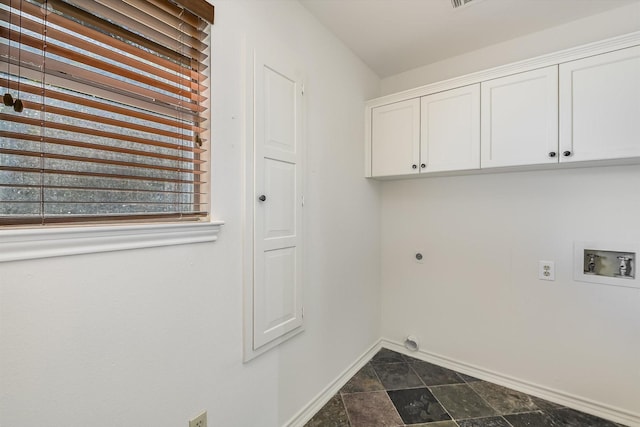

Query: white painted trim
[[242, 36, 256, 363], [380, 338, 640, 427], [284, 340, 383, 427], [242, 37, 308, 362], [245, 326, 305, 363], [0, 221, 224, 263]]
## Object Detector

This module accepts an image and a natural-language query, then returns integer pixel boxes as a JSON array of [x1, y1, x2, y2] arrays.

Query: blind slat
[[0, 166, 203, 184], [2, 46, 207, 112], [38, 104, 198, 143], [1, 27, 202, 102], [0, 77, 206, 134], [0, 0, 207, 79], [93, 0, 208, 47], [0, 148, 204, 175], [0, 131, 205, 163], [0, 12, 207, 93], [1, 116, 205, 154], [58, 0, 207, 62], [125, 0, 206, 40], [173, 0, 214, 25], [1, 183, 206, 196], [32, 0, 202, 64], [134, 0, 205, 32]]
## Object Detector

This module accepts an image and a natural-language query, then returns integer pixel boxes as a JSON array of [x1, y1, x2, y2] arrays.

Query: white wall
[[380, 166, 640, 415], [381, 2, 640, 95], [0, 2, 381, 426], [378, 6, 640, 419]]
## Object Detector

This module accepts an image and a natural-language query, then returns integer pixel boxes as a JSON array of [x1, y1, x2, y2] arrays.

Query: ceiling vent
[[451, 0, 475, 9]]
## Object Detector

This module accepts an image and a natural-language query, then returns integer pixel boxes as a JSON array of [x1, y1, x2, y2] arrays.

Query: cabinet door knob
[[420, 163, 426, 169], [258, 195, 266, 202], [563, 150, 572, 157], [549, 152, 556, 158], [412, 164, 417, 169]]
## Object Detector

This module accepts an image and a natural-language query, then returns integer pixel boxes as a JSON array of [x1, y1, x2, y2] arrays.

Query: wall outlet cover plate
[[189, 411, 207, 427]]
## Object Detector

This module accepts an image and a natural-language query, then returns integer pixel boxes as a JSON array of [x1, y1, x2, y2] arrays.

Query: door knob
[[420, 163, 426, 169], [412, 164, 417, 169], [563, 150, 572, 157], [258, 195, 266, 202], [548, 151, 556, 158]]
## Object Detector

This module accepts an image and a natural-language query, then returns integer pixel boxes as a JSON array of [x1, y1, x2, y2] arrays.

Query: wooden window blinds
[[0, 0, 214, 225]]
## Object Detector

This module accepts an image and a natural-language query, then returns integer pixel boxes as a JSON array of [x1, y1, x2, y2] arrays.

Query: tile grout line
[[338, 392, 353, 427], [466, 380, 547, 422], [465, 380, 518, 419], [396, 353, 544, 427], [456, 379, 542, 427], [310, 350, 624, 427], [409, 363, 514, 427], [369, 358, 414, 426], [422, 384, 458, 426], [407, 360, 465, 425], [344, 358, 405, 427]]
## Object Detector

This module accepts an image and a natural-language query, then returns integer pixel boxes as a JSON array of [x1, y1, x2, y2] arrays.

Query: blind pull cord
[[13, 0, 24, 112], [3, 0, 15, 107]]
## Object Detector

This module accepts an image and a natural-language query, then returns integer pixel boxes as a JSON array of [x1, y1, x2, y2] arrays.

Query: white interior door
[[253, 51, 304, 350]]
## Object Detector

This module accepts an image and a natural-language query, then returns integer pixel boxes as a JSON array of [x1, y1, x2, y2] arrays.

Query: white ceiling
[[300, 0, 640, 77]]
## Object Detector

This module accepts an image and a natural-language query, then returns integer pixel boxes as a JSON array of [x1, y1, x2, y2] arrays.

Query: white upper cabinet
[[559, 46, 640, 163], [420, 84, 480, 173], [371, 98, 421, 177], [365, 33, 640, 179], [481, 66, 559, 168]]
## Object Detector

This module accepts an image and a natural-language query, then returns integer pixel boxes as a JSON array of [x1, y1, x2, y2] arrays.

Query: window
[[0, 0, 214, 226]]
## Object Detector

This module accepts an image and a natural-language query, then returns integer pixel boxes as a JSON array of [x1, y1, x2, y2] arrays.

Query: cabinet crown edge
[[366, 31, 640, 108]]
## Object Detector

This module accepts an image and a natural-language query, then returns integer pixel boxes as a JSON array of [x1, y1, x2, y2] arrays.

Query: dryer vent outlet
[[404, 336, 419, 352]]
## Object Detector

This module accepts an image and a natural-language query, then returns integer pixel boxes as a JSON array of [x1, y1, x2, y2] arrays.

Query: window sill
[[0, 221, 224, 263]]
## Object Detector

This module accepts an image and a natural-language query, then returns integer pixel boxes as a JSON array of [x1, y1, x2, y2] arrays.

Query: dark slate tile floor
[[304, 348, 625, 427]]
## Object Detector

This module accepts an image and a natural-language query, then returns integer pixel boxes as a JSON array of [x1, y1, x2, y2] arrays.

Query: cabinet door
[[371, 98, 420, 177], [420, 84, 480, 173], [481, 66, 558, 168], [559, 46, 640, 162]]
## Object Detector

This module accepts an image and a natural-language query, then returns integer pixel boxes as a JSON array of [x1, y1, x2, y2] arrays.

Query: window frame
[[1, 0, 214, 227], [0, 0, 222, 260]]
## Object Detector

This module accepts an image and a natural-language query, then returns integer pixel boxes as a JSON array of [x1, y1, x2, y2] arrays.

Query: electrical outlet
[[539, 261, 555, 281], [189, 411, 207, 427]]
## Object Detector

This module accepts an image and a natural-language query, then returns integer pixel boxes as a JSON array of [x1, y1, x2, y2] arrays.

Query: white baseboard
[[381, 338, 640, 427], [284, 340, 383, 427]]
